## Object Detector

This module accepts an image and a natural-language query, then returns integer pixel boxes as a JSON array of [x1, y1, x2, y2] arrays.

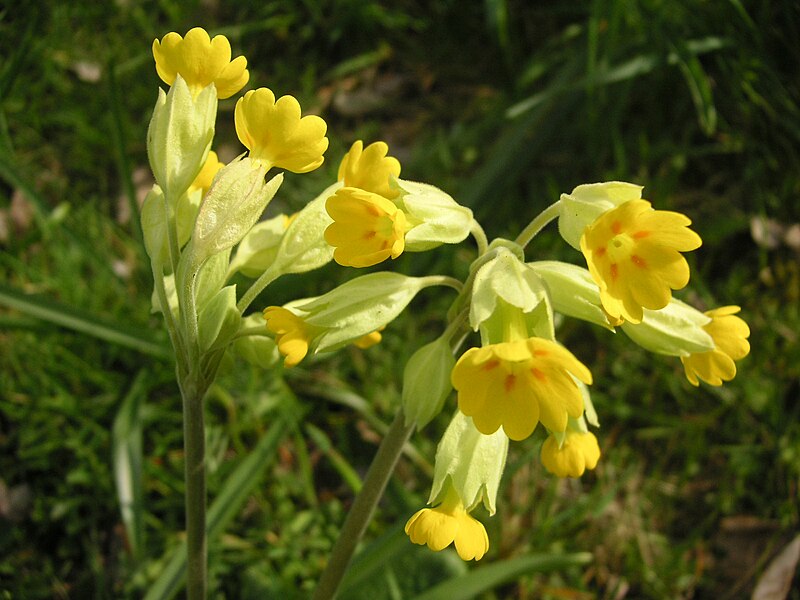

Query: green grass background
[[1, 1, 798, 598]]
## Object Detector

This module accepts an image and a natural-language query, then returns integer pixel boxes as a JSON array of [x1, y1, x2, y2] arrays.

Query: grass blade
[[0, 282, 170, 360], [144, 410, 293, 600], [411, 552, 593, 600], [113, 370, 147, 560], [338, 524, 408, 594]]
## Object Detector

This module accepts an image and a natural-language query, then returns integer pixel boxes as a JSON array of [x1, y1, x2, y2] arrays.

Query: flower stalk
[[312, 411, 415, 600]]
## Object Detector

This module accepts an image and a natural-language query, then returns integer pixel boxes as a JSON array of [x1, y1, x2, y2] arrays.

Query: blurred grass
[[1, 0, 799, 598]]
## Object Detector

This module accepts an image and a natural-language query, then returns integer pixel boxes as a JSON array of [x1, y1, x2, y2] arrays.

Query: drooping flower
[[352, 326, 385, 349], [452, 337, 592, 441], [263, 306, 316, 368], [680, 306, 750, 386], [324, 187, 407, 267], [152, 27, 249, 99], [405, 486, 489, 561], [235, 88, 328, 173], [580, 199, 702, 324], [541, 431, 601, 478], [338, 140, 401, 199]]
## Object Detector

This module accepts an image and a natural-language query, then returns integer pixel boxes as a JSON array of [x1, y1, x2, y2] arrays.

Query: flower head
[[541, 431, 601, 477], [452, 337, 592, 441], [152, 28, 248, 99], [580, 199, 702, 323], [324, 187, 407, 267], [235, 88, 328, 173], [338, 140, 401, 199], [680, 306, 750, 386], [263, 306, 315, 368], [405, 486, 489, 561]]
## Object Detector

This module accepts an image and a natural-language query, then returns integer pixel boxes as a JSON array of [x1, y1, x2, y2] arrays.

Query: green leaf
[[411, 552, 593, 600], [112, 371, 147, 561], [0, 283, 171, 360]]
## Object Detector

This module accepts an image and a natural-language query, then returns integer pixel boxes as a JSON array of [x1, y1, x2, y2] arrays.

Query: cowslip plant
[[142, 27, 750, 599]]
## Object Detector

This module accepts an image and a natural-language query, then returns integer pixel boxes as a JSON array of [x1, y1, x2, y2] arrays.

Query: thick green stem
[[180, 377, 207, 600], [312, 411, 415, 600], [514, 200, 561, 248]]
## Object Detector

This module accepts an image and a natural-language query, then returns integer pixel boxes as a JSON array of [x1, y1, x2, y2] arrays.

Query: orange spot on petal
[[631, 255, 647, 268], [482, 360, 500, 372], [531, 368, 547, 382], [633, 230, 650, 239], [595, 247, 606, 258], [363, 230, 376, 240], [610, 263, 619, 280], [611, 221, 622, 235], [504, 374, 517, 392]]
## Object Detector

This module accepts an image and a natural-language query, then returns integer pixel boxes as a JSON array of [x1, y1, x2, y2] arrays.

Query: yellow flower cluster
[[325, 141, 407, 267]]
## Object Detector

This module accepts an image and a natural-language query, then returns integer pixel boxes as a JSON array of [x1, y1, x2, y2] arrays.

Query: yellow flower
[[580, 199, 702, 324], [680, 306, 750, 386], [338, 140, 401, 199], [541, 431, 601, 478], [324, 187, 407, 267], [152, 27, 249, 99], [352, 326, 385, 349], [263, 306, 315, 368], [452, 338, 592, 441], [235, 88, 328, 173], [405, 487, 489, 561], [189, 150, 224, 196]]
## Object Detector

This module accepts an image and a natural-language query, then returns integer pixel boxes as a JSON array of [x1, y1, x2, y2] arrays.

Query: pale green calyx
[[558, 181, 643, 249], [429, 411, 508, 515], [147, 74, 217, 200], [470, 247, 549, 331], [528, 260, 618, 330], [228, 213, 288, 278], [269, 182, 339, 276], [192, 157, 282, 265], [141, 185, 168, 266], [231, 314, 279, 369], [197, 285, 241, 352], [394, 179, 473, 251], [402, 336, 455, 428], [622, 298, 715, 357], [295, 272, 427, 352]]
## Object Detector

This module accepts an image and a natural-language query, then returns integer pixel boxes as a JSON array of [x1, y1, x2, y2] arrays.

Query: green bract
[[557, 181, 642, 249], [231, 314, 279, 369], [402, 337, 455, 428], [294, 272, 428, 352], [197, 285, 240, 352], [192, 157, 282, 265], [394, 179, 473, 251], [622, 299, 715, 357], [141, 185, 168, 266], [470, 247, 550, 332], [268, 183, 339, 276], [529, 260, 618, 330], [428, 412, 508, 515], [147, 74, 216, 200], [228, 214, 287, 278]]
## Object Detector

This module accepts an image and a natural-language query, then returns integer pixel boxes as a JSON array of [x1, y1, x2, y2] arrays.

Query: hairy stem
[[514, 200, 561, 248], [312, 411, 415, 600], [180, 377, 207, 600]]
